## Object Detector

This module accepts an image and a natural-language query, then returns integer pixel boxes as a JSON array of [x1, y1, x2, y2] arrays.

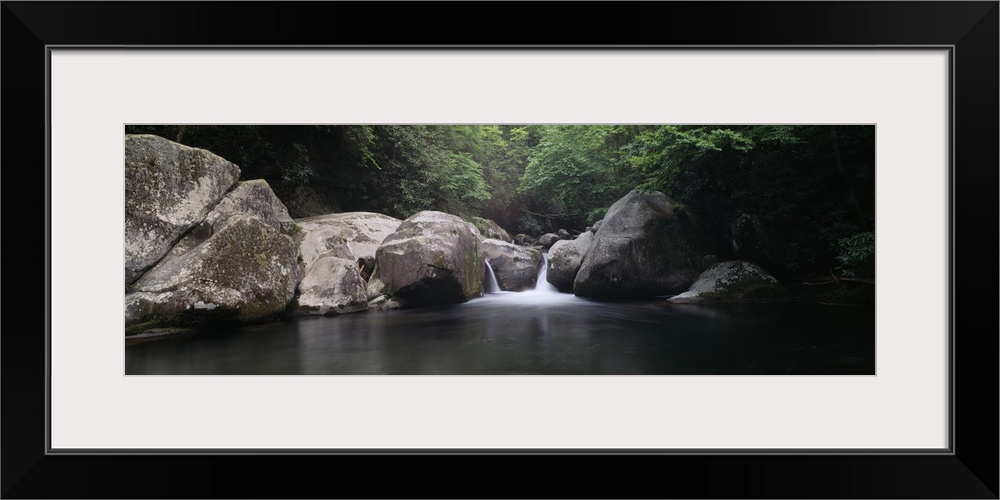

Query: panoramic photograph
[[124, 125, 875, 375]]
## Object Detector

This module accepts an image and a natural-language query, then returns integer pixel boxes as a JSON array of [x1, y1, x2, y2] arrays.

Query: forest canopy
[[125, 124, 875, 279]]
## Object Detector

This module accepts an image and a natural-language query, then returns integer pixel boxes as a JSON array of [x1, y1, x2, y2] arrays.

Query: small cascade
[[484, 259, 502, 293], [534, 253, 560, 293], [470, 252, 576, 305]]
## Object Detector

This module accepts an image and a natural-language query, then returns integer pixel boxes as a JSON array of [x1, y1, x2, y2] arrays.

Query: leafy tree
[[834, 231, 875, 278], [427, 152, 491, 215], [519, 125, 638, 231], [624, 124, 875, 278]]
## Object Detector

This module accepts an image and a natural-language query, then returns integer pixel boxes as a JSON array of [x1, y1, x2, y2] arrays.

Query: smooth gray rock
[[295, 212, 402, 271], [546, 231, 594, 292], [375, 211, 484, 306], [557, 229, 571, 240], [469, 216, 512, 242], [481, 238, 542, 291], [295, 256, 368, 315], [124, 134, 240, 285], [125, 214, 301, 334], [668, 260, 788, 304], [537, 233, 561, 248], [574, 190, 711, 298]]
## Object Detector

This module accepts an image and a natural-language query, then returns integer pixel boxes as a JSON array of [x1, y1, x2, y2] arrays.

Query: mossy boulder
[[668, 260, 789, 304], [375, 211, 484, 306], [124, 134, 240, 285], [125, 214, 301, 334], [205, 180, 297, 232], [574, 190, 711, 298], [165, 179, 299, 258], [546, 231, 594, 292], [295, 256, 368, 316], [481, 238, 542, 291]]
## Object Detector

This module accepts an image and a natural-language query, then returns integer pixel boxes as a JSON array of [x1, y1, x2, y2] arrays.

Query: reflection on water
[[125, 291, 875, 375]]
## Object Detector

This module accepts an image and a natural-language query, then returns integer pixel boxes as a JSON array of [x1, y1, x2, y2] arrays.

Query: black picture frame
[[3, 2, 997, 498]]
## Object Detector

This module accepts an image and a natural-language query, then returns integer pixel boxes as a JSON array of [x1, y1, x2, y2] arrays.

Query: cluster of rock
[[124, 135, 788, 336], [125, 135, 302, 334], [541, 190, 789, 303], [511, 228, 574, 252], [124, 135, 495, 335]]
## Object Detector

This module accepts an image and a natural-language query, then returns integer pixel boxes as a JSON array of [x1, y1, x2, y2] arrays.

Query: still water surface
[[125, 284, 875, 375]]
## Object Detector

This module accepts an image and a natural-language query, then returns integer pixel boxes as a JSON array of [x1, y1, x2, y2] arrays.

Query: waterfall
[[484, 259, 502, 293], [473, 252, 574, 305], [534, 253, 560, 293]]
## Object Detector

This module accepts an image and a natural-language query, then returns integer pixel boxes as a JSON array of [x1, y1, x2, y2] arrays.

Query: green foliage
[[834, 231, 875, 278], [330, 125, 497, 219], [626, 125, 789, 194], [519, 126, 638, 231], [276, 143, 313, 185], [621, 125, 873, 277], [517, 214, 543, 236], [585, 207, 609, 225], [429, 152, 491, 215]]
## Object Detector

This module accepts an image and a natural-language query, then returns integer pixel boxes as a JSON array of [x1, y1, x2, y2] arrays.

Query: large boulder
[[125, 214, 302, 334], [292, 212, 401, 315], [481, 239, 542, 291], [468, 216, 511, 242], [546, 231, 594, 292], [296, 212, 402, 272], [295, 256, 369, 315], [668, 260, 789, 304], [574, 190, 711, 298], [203, 179, 297, 233], [165, 179, 298, 257], [375, 211, 484, 306], [124, 134, 240, 285]]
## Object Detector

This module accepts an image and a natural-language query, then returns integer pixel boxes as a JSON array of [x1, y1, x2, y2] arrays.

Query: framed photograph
[[5, 2, 997, 498]]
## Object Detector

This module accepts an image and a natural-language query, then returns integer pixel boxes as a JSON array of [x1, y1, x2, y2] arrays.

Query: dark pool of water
[[125, 289, 875, 375]]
